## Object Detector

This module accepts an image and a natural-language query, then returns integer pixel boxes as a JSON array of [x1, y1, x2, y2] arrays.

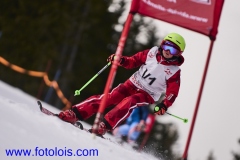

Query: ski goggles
[[161, 40, 182, 56]]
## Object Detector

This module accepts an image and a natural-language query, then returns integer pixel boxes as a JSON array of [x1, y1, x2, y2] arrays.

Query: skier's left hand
[[154, 102, 168, 115]]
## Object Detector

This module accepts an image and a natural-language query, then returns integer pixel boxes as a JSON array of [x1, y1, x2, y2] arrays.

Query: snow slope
[[0, 80, 158, 160]]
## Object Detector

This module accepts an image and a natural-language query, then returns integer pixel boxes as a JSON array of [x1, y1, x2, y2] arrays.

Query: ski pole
[[74, 62, 111, 96], [166, 112, 188, 123]]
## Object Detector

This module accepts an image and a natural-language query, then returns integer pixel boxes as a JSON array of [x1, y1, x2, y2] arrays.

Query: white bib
[[129, 46, 180, 101]]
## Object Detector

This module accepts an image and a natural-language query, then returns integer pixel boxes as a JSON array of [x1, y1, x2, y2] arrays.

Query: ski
[[38, 101, 58, 116], [37, 100, 88, 131], [37, 101, 108, 139]]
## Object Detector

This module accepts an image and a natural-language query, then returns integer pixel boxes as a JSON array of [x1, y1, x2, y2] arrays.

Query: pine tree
[[0, 0, 161, 109]]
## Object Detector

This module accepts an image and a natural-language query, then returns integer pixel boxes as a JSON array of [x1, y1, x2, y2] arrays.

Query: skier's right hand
[[107, 54, 115, 62], [107, 54, 125, 65]]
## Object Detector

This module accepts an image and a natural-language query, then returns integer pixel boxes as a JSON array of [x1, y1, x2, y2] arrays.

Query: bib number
[[142, 69, 156, 85]]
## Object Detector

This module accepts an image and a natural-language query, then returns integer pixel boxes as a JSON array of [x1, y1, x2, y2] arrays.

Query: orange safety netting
[[0, 56, 71, 110]]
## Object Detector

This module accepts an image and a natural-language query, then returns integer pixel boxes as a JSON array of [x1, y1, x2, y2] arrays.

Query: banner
[[130, 0, 224, 40]]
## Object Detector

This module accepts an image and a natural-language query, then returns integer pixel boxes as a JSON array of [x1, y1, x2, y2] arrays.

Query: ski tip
[[37, 100, 42, 110], [74, 121, 84, 130]]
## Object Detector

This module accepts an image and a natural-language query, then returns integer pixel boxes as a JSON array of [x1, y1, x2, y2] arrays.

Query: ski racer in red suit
[[58, 32, 186, 136]]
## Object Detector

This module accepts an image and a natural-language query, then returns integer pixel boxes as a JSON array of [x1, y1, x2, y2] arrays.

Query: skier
[[112, 105, 149, 146], [58, 32, 186, 137]]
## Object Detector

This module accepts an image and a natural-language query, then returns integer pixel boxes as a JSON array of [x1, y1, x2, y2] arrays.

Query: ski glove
[[107, 54, 125, 65], [154, 102, 168, 115]]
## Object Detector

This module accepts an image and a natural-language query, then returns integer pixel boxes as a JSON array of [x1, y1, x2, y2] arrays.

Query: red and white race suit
[[72, 46, 184, 129]]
